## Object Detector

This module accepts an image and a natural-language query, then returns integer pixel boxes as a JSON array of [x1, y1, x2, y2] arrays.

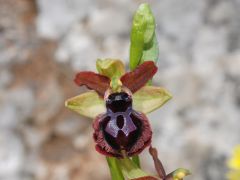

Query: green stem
[[106, 157, 124, 180], [118, 157, 149, 179], [132, 155, 141, 168]]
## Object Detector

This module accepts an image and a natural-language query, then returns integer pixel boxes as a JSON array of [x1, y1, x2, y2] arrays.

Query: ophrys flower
[[65, 59, 171, 157]]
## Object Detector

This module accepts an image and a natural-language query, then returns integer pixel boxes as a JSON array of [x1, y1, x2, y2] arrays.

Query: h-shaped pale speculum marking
[[105, 107, 137, 138]]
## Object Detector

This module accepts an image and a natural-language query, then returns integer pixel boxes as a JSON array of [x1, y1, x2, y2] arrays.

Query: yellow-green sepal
[[96, 58, 125, 78], [96, 58, 125, 92], [65, 91, 105, 119], [133, 86, 172, 114]]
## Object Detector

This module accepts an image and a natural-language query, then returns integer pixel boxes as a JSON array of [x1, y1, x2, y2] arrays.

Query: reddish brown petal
[[149, 146, 166, 178], [120, 61, 158, 93], [74, 71, 110, 96], [132, 176, 159, 180]]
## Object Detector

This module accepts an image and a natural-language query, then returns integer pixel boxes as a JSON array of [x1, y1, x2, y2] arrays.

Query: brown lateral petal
[[74, 71, 110, 96], [132, 176, 159, 180], [120, 61, 158, 93], [149, 146, 166, 178]]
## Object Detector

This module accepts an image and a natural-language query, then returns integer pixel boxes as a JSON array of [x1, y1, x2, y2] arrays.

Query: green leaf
[[141, 33, 159, 64], [65, 91, 105, 119], [106, 157, 124, 180], [130, 3, 156, 70], [129, 22, 144, 70], [133, 86, 172, 114], [119, 158, 148, 179], [136, 3, 155, 45], [119, 158, 158, 179]]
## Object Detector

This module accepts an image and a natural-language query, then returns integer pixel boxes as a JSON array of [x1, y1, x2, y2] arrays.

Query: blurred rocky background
[[0, 0, 240, 179]]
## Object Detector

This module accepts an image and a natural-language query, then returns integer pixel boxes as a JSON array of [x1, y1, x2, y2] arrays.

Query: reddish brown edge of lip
[[93, 112, 152, 158]]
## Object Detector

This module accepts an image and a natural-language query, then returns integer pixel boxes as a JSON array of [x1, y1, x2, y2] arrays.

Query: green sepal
[[65, 91, 105, 119], [96, 58, 125, 92], [96, 58, 125, 78], [133, 86, 172, 114]]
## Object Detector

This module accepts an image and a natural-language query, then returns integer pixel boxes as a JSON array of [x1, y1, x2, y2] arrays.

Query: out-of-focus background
[[0, 0, 240, 179]]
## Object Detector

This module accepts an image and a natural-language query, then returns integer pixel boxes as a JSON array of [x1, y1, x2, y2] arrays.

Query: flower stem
[[106, 157, 124, 180], [132, 155, 141, 168]]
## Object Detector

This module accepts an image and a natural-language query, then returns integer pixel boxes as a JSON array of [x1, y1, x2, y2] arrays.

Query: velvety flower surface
[[93, 93, 152, 157], [65, 59, 171, 157]]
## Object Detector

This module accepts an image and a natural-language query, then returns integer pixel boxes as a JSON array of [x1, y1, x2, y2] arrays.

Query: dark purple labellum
[[93, 92, 152, 157]]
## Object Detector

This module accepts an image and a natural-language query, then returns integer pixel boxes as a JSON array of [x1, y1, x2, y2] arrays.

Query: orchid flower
[[65, 2, 190, 180], [65, 59, 171, 157]]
